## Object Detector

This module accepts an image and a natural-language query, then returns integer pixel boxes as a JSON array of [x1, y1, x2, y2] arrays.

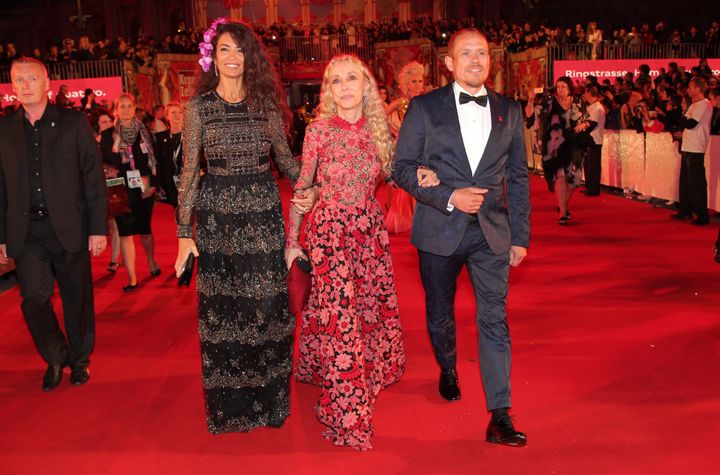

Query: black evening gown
[[176, 91, 299, 433]]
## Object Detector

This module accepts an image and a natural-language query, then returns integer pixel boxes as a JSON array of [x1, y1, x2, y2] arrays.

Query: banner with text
[[554, 58, 720, 85], [0, 76, 123, 109]]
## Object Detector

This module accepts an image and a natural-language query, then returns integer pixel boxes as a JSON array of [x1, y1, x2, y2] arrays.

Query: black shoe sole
[[486, 435, 528, 447]]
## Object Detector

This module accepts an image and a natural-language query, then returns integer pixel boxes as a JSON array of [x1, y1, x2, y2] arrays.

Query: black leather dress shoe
[[42, 364, 64, 391], [439, 368, 461, 401], [486, 409, 527, 447], [70, 367, 90, 386], [691, 217, 710, 225], [670, 212, 692, 220]]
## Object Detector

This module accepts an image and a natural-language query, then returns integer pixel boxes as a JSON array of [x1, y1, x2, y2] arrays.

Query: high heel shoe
[[122, 283, 138, 292], [107, 262, 118, 273], [150, 268, 161, 277]]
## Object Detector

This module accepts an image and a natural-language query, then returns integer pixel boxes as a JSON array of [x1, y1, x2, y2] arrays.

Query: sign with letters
[[0, 76, 123, 109], [553, 58, 720, 85]]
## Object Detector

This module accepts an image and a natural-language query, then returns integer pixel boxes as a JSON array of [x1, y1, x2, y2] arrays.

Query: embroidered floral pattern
[[288, 116, 405, 450]]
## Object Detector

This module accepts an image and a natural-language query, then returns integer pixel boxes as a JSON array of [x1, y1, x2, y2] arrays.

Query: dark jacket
[[393, 84, 531, 256], [0, 104, 107, 257]]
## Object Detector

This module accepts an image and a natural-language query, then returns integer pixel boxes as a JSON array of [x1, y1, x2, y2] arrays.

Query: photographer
[[620, 89, 643, 132], [637, 100, 665, 133]]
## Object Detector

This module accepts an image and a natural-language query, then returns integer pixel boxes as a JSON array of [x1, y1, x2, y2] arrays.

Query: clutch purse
[[106, 177, 130, 218], [177, 253, 195, 287], [287, 254, 311, 315]]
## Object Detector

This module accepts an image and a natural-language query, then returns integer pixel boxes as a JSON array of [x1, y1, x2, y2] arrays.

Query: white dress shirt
[[447, 82, 492, 212], [453, 82, 492, 175]]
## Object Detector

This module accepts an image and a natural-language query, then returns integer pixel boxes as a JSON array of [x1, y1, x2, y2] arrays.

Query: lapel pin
[[498, 115, 503, 123]]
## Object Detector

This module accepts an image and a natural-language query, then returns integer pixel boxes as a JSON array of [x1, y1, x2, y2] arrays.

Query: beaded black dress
[[176, 91, 299, 433]]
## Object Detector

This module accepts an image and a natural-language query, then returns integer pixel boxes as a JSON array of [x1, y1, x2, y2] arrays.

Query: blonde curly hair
[[317, 55, 395, 175], [397, 61, 425, 96]]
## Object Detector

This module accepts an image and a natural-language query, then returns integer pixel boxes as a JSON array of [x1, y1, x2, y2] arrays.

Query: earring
[[214, 63, 218, 77]]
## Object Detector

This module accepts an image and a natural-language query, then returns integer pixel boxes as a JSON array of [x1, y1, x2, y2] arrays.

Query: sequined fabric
[[287, 116, 406, 450], [176, 91, 299, 434]]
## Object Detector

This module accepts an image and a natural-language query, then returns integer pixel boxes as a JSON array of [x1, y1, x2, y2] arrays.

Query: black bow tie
[[459, 92, 488, 107]]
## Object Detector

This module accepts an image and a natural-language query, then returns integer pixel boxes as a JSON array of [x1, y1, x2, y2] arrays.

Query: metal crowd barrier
[[278, 33, 373, 63], [0, 59, 125, 84]]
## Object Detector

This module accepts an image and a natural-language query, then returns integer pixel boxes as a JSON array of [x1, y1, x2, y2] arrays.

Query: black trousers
[[584, 143, 603, 194], [14, 216, 95, 368], [418, 219, 512, 410], [678, 151, 708, 219]]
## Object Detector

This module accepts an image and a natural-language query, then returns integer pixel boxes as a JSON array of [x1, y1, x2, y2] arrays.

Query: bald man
[[393, 29, 530, 447]]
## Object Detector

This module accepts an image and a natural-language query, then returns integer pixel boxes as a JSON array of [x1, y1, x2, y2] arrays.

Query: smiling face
[[11, 61, 50, 108], [327, 59, 366, 117], [165, 105, 184, 129], [215, 32, 245, 79], [444, 31, 489, 94], [116, 97, 136, 121]]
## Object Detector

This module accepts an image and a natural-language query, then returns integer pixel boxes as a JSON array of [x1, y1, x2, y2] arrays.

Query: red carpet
[[1, 175, 718, 474]]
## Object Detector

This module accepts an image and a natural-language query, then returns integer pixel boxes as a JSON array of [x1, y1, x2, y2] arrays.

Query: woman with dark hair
[[526, 76, 583, 224], [173, 19, 313, 434]]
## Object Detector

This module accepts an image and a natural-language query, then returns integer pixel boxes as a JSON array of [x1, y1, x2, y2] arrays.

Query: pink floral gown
[[287, 115, 406, 450]]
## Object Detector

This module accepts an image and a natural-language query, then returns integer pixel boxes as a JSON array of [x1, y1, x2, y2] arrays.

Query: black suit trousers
[[678, 151, 708, 219], [418, 219, 512, 410], [14, 216, 95, 368], [584, 143, 603, 194]]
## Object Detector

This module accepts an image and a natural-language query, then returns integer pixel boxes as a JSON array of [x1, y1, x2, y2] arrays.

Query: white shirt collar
[[453, 82, 488, 103]]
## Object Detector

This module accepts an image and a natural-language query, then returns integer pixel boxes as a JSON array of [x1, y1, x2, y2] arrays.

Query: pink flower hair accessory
[[198, 17, 229, 72]]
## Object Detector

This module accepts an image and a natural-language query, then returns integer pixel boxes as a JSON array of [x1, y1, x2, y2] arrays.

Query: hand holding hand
[[449, 187, 488, 214], [175, 238, 199, 277], [417, 167, 440, 187], [291, 186, 318, 214], [284, 247, 307, 270]]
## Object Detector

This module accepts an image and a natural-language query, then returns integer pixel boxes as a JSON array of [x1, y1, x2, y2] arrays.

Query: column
[[193, 0, 208, 29], [102, 0, 119, 39], [433, 0, 444, 21], [332, 0, 342, 26], [398, 0, 411, 23], [301, 0, 310, 26], [364, 0, 376, 24]]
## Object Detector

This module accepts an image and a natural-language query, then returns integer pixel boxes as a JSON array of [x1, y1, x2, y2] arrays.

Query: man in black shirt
[[0, 58, 107, 391]]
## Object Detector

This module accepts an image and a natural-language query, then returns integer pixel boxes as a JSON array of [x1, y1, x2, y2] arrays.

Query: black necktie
[[459, 92, 488, 107]]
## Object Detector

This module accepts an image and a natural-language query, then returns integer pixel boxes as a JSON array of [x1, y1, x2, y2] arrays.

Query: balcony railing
[[0, 59, 124, 83], [548, 42, 720, 61], [278, 33, 373, 63]]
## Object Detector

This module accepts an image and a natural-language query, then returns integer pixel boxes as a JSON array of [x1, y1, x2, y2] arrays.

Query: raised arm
[[176, 99, 203, 238]]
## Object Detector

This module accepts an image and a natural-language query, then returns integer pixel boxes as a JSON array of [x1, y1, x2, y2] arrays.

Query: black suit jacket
[[0, 104, 107, 258], [393, 84, 530, 256]]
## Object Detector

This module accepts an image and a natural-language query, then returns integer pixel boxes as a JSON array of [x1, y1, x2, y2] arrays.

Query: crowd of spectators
[[2, 16, 720, 68], [541, 60, 720, 136]]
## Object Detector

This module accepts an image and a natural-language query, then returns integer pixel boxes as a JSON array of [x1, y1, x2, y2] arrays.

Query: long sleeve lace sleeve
[[286, 123, 321, 249], [176, 98, 203, 238], [269, 110, 299, 186]]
